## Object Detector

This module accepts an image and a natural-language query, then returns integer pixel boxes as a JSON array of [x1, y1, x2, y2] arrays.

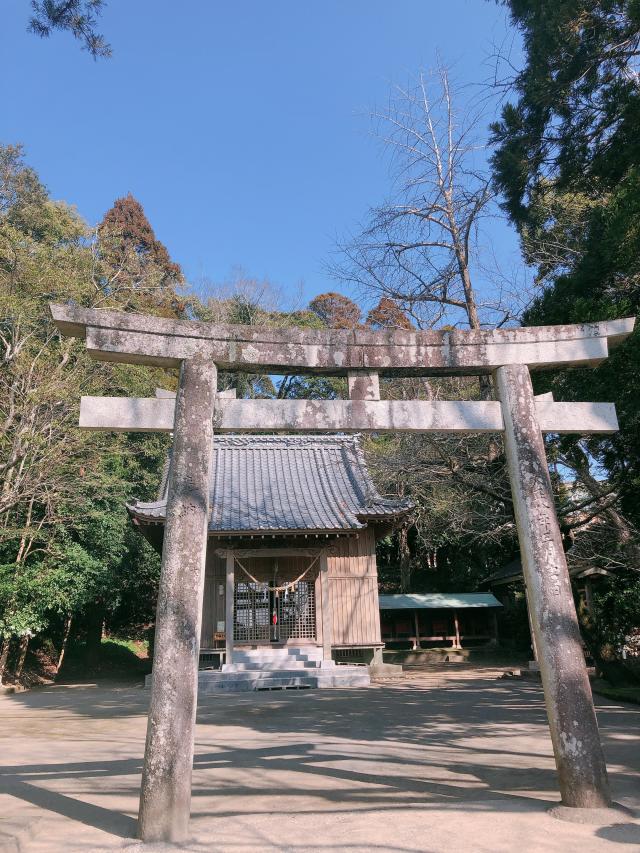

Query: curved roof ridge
[[349, 435, 415, 516], [128, 433, 413, 533]]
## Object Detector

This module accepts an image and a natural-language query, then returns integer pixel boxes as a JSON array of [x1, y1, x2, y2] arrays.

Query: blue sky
[[2, 1, 522, 310]]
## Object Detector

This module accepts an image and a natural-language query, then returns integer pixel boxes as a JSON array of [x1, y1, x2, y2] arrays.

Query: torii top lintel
[[50, 304, 634, 376]]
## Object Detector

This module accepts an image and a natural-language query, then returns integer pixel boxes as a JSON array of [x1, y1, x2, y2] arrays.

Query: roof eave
[[127, 508, 367, 536]]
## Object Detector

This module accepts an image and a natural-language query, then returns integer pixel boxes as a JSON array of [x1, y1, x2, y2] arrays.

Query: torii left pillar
[[138, 356, 217, 843]]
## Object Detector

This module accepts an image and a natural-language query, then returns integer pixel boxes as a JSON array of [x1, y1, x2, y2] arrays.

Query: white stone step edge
[[204, 667, 366, 681], [232, 645, 323, 652], [198, 674, 371, 692], [232, 649, 322, 661], [221, 660, 336, 672]]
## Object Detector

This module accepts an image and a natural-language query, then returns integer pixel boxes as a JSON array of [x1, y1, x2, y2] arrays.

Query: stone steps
[[222, 661, 332, 671], [147, 646, 372, 692], [223, 646, 325, 673], [199, 645, 370, 691], [231, 646, 323, 658]]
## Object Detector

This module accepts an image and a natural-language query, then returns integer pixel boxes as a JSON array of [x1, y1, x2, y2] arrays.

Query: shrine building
[[127, 434, 412, 689]]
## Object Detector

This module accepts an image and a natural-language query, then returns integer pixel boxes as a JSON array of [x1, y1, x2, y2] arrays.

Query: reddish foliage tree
[[98, 194, 185, 315], [366, 297, 413, 330], [309, 292, 361, 329]]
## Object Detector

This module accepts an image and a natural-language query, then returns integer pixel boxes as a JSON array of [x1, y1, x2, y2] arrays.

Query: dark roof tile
[[128, 435, 412, 533]]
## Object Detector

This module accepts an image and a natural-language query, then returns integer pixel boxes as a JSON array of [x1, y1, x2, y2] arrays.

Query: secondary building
[[379, 592, 502, 650]]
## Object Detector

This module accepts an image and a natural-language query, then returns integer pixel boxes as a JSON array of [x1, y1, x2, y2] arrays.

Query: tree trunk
[[84, 607, 104, 668], [457, 254, 481, 331], [56, 615, 73, 674], [450, 228, 497, 403], [13, 634, 29, 680], [0, 637, 11, 686], [399, 522, 411, 592]]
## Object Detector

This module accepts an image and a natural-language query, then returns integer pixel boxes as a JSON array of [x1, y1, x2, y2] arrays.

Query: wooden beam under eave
[[214, 547, 327, 558], [77, 396, 619, 435]]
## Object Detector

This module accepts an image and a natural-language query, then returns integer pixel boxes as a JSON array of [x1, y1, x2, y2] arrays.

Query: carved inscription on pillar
[[533, 482, 563, 597]]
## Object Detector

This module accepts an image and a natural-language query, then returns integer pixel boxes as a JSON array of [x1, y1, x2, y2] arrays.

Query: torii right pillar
[[495, 364, 610, 808]]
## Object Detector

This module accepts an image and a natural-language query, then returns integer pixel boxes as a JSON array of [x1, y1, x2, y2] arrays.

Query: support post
[[490, 611, 499, 647], [225, 551, 234, 665], [584, 578, 594, 614], [319, 551, 333, 662], [138, 357, 217, 843], [495, 364, 610, 809], [453, 610, 461, 650], [347, 370, 380, 401], [413, 610, 420, 651]]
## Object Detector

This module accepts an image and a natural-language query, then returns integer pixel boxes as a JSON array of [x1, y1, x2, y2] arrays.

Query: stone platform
[[200, 646, 371, 692]]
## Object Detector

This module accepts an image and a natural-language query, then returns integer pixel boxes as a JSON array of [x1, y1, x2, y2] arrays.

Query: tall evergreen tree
[[491, 1, 640, 562], [28, 1, 111, 58], [97, 193, 186, 317]]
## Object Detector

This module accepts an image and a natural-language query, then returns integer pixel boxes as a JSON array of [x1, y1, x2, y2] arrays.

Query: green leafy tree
[[0, 146, 175, 680], [491, 0, 640, 514], [492, 1, 640, 237]]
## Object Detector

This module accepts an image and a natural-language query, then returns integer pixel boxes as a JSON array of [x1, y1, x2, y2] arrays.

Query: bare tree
[[330, 67, 532, 590], [334, 65, 516, 331]]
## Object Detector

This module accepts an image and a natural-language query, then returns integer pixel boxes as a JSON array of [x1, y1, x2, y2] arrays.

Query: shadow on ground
[[2, 675, 639, 847]]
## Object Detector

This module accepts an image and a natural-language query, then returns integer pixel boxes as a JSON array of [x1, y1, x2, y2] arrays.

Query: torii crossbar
[[50, 304, 635, 841]]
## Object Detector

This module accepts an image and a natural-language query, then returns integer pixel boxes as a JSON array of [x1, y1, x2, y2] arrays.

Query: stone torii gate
[[50, 304, 634, 842]]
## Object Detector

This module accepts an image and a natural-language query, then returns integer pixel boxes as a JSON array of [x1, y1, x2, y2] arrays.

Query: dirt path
[[1, 672, 639, 852]]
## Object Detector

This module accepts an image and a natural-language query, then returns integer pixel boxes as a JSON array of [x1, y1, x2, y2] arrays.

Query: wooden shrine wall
[[326, 528, 381, 647], [200, 551, 224, 648], [199, 529, 382, 648]]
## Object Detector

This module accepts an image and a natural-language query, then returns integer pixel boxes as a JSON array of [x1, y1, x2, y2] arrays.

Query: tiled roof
[[480, 559, 523, 587], [481, 556, 623, 587], [127, 435, 412, 533]]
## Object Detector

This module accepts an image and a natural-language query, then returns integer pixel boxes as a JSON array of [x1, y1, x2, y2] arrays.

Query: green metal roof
[[379, 593, 502, 610]]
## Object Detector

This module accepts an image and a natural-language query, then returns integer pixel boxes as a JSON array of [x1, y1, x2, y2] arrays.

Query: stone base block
[[369, 663, 404, 679], [548, 803, 636, 825]]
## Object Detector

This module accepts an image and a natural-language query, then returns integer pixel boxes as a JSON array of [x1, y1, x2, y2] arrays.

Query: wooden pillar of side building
[[453, 610, 461, 650], [225, 551, 234, 665], [495, 363, 611, 809], [490, 610, 499, 646], [138, 357, 217, 843], [584, 577, 594, 613], [319, 550, 333, 662]]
